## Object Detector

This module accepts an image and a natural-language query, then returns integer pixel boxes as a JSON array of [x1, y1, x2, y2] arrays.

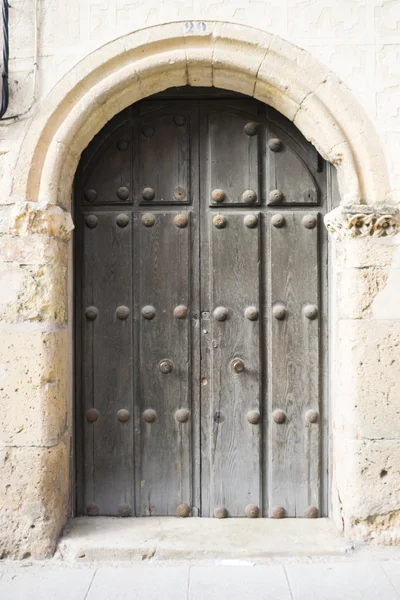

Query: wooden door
[[75, 90, 328, 519]]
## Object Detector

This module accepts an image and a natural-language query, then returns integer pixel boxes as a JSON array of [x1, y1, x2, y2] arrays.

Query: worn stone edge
[[8, 201, 74, 241], [324, 204, 400, 240]]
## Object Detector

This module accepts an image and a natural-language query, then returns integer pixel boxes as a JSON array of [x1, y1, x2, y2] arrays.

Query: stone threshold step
[[57, 517, 352, 562]]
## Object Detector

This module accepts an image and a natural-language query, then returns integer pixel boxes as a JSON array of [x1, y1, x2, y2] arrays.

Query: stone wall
[[0, 2, 399, 557]]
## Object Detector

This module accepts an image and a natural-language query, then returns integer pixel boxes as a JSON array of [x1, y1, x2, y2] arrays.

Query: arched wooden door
[[74, 89, 329, 519]]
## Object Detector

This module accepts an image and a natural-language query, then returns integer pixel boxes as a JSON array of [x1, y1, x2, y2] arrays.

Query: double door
[[75, 95, 327, 519]]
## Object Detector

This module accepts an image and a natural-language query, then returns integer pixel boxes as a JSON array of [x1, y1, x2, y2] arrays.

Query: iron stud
[[175, 408, 190, 423], [116, 306, 130, 320], [142, 187, 155, 201], [85, 214, 98, 229], [247, 410, 261, 425], [305, 506, 319, 519], [173, 305, 188, 319], [272, 303, 286, 320], [268, 189, 284, 204], [244, 214, 258, 228], [86, 503, 100, 516], [142, 125, 154, 138], [214, 507, 228, 519], [245, 504, 260, 518], [305, 409, 319, 424], [84, 189, 97, 203], [142, 305, 156, 320], [271, 214, 285, 228], [211, 189, 225, 203], [243, 121, 259, 136], [244, 306, 259, 321], [271, 505, 286, 519], [86, 408, 99, 423], [117, 186, 130, 201], [142, 213, 155, 227], [116, 139, 129, 151], [174, 214, 188, 228], [159, 359, 173, 374], [173, 187, 186, 201], [85, 306, 99, 321], [302, 214, 317, 229], [118, 504, 132, 517], [143, 409, 157, 423], [231, 358, 245, 373], [116, 213, 129, 228], [242, 189, 257, 204], [303, 304, 318, 320], [173, 115, 186, 126], [176, 503, 191, 517], [213, 215, 226, 229], [117, 409, 130, 423], [213, 306, 228, 321], [272, 409, 286, 424], [268, 138, 283, 152]]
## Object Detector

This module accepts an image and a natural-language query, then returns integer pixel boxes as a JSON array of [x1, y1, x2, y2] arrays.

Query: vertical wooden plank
[[205, 212, 261, 517], [268, 211, 320, 517], [136, 211, 192, 516], [82, 210, 134, 515]]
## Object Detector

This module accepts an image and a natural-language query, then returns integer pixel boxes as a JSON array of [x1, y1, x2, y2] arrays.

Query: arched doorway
[[74, 87, 331, 520]]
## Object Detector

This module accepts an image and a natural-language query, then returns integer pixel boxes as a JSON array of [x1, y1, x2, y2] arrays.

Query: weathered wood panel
[[267, 211, 320, 517], [82, 210, 134, 515]]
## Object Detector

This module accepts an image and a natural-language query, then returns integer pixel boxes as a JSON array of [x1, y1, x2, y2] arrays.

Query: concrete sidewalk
[[1, 555, 400, 599]]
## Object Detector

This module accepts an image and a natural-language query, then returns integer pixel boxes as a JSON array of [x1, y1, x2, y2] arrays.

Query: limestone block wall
[[0, 1, 399, 558]]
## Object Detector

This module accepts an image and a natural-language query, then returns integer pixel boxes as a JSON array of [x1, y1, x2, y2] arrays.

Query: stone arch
[[14, 21, 390, 210]]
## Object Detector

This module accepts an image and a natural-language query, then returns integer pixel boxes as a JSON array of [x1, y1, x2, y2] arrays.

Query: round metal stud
[[116, 213, 129, 228], [141, 305, 156, 320], [305, 409, 319, 424], [271, 214, 285, 228], [116, 139, 129, 151], [84, 189, 97, 203], [159, 359, 173, 374], [118, 504, 132, 517], [231, 358, 245, 373], [85, 214, 98, 229], [175, 408, 190, 423], [174, 214, 188, 228], [214, 507, 228, 519], [244, 306, 259, 321], [302, 214, 317, 229], [268, 138, 283, 152], [173, 305, 188, 319], [305, 506, 319, 519], [243, 121, 259, 136], [142, 125, 154, 138], [117, 409, 130, 423], [213, 215, 227, 229], [85, 306, 99, 321], [244, 214, 258, 228], [272, 303, 286, 320], [173, 115, 186, 126], [245, 504, 260, 518], [173, 187, 186, 201], [303, 304, 318, 320], [213, 306, 228, 321], [271, 505, 286, 519], [143, 409, 157, 423], [247, 410, 261, 425], [211, 189, 225, 203], [176, 503, 191, 517], [117, 186, 130, 201], [214, 411, 225, 424], [142, 213, 155, 227], [116, 306, 130, 320], [272, 409, 287, 424], [86, 503, 100, 516], [268, 189, 284, 205], [142, 187, 155, 201], [242, 189, 257, 204], [86, 408, 99, 423]]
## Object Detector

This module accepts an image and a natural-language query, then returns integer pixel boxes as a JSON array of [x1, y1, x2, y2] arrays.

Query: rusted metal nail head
[[211, 189, 225, 203], [244, 214, 258, 228], [272, 303, 286, 320], [175, 408, 190, 423], [213, 306, 228, 321], [268, 138, 283, 152], [116, 213, 129, 228], [173, 187, 186, 201], [305, 409, 319, 423], [243, 121, 259, 136], [142, 125, 154, 137], [214, 507, 228, 519], [141, 305, 156, 320], [116, 139, 129, 151], [302, 214, 317, 229], [85, 306, 99, 321], [176, 503, 191, 517], [86, 503, 100, 516], [247, 410, 261, 425], [268, 189, 284, 204], [271, 214, 285, 228], [84, 189, 97, 203], [213, 215, 227, 229], [174, 214, 188, 228], [242, 190, 257, 204], [116, 306, 130, 320], [117, 186, 130, 200], [118, 504, 132, 517], [173, 305, 188, 319], [173, 115, 186, 126], [245, 504, 260, 518], [85, 214, 98, 228], [159, 359, 173, 374], [231, 358, 245, 373], [117, 409, 130, 423], [303, 304, 318, 320], [143, 409, 157, 423], [305, 506, 319, 519], [245, 306, 259, 321], [272, 409, 286, 424], [142, 213, 155, 227], [86, 408, 99, 423], [142, 187, 155, 201], [271, 505, 286, 519]]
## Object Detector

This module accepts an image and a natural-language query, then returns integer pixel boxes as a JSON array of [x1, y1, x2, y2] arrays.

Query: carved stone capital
[[9, 201, 74, 241], [324, 205, 400, 240]]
